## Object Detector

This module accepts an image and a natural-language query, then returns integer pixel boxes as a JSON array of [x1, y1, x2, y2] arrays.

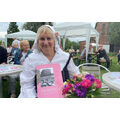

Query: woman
[[9, 40, 32, 98], [14, 40, 32, 65], [10, 42, 20, 63], [19, 25, 80, 98]]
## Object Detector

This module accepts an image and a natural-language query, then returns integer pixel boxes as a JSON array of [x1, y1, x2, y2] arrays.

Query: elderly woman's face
[[38, 32, 55, 54], [22, 42, 30, 51]]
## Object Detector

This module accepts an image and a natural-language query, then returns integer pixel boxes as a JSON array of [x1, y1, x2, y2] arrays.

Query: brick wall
[[95, 22, 109, 45], [79, 39, 95, 53]]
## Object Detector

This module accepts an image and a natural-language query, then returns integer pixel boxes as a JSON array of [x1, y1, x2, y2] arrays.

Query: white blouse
[[18, 48, 80, 98]]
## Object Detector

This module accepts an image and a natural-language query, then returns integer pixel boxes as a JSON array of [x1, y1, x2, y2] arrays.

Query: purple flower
[[85, 74, 95, 82], [74, 84, 87, 97], [75, 89, 87, 97]]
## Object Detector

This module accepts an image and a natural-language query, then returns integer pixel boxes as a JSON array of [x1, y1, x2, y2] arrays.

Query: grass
[[100, 53, 120, 98], [2, 52, 120, 98], [74, 52, 120, 98], [2, 77, 20, 98]]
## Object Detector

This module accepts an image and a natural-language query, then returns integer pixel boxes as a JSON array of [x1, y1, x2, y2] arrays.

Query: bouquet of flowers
[[62, 73, 102, 98]]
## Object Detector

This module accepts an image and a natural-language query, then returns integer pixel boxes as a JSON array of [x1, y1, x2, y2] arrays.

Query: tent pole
[[96, 34, 99, 51], [86, 25, 91, 62], [5, 35, 7, 48], [63, 32, 66, 50], [63, 36, 66, 50]]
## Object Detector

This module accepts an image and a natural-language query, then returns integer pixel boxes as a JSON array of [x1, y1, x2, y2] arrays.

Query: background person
[[8, 40, 32, 98], [12, 38, 20, 48], [69, 46, 75, 54], [14, 40, 32, 65], [10, 42, 20, 63], [0, 46, 7, 64], [77, 44, 93, 66], [96, 44, 110, 68], [8, 42, 20, 98], [0, 46, 7, 97], [117, 50, 120, 64], [7, 45, 12, 56], [18, 25, 80, 98]]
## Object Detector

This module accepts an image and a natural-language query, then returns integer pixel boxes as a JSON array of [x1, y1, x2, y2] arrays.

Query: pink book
[[36, 63, 64, 98]]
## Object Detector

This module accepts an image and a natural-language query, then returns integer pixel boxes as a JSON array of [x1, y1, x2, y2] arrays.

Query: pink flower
[[73, 75, 77, 80], [73, 74, 83, 80], [77, 74, 83, 78], [94, 79, 102, 88], [62, 83, 72, 94], [81, 79, 92, 88]]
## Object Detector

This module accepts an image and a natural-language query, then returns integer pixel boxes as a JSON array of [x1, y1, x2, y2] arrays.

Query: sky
[[0, 22, 96, 38], [0, 22, 24, 38]]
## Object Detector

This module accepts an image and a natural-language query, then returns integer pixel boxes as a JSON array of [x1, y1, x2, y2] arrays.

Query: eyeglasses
[[23, 44, 29, 46]]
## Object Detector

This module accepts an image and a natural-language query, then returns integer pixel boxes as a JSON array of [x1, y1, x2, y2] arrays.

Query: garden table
[[0, 64, 23, 98], [102, 72, 120, 92]]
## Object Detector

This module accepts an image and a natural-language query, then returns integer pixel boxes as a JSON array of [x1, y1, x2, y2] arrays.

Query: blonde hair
[[20, 40, 29, 50], [36, 25, 56, 52]]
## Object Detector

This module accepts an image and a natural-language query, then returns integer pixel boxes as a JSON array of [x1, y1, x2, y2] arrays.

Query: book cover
[[36, 63, 64, 98]]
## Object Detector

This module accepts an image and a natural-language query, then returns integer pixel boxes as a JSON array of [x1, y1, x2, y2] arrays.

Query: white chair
[[78, 63, 111, 96]]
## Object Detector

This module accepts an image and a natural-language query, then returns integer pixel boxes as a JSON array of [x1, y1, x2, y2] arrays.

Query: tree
[[63, 38, 80, 51], [108, 22, 120, 45], [7, 22, 19, 34], [22, 22, 53, 33], [7, 22, 20, 46]]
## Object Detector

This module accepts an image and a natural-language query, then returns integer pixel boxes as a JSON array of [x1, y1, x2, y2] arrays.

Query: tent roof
[[0, 37, 5, 40], [54, 22, 99, 62], [54, 22, 99, 38], [6, 30, 37, 40]]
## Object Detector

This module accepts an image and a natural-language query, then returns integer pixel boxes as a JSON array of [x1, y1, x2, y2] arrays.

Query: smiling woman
[[36, 26, 56, 61], [18, 25, 80, 98]]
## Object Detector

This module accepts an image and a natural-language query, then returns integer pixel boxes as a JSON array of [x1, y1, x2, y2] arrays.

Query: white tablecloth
[[102, 72, 120, 92], [0, 64, 23, 76], [0, 64, 23, 97]]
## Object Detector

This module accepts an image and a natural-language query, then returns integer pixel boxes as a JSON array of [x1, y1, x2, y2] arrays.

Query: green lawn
[[100, 53, 120, 98], [2, 77, 20, 98], [74, 52, 120, 98], [2, 52, 120, 98]]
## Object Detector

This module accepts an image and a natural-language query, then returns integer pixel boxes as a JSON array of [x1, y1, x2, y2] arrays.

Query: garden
[[2, 52, 120, 98]]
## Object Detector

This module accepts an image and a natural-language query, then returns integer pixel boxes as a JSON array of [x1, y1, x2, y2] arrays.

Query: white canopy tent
[[54, 22, 99, 62], [5, 30, 37, 47]]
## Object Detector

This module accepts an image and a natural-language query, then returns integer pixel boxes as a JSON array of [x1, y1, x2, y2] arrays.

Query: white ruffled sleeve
[[67, 58, 80, 78], [18, 57, 37, 98]]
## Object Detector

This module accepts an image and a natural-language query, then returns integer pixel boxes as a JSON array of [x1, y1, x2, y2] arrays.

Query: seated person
[[117, 50, 120, 64], [7, 45, 12, 57], [0, 46, 7, 97], [10, 42, 20, 63], [12, 38, 20, 48], [77, 44, 93, 66], [69, 46, 75, 56], [96, 44, 110, 68], [0, 46, 7, 64], [76, 49, 80, 54], [14, 40, 32, 65], [8, 40, 32, 98]]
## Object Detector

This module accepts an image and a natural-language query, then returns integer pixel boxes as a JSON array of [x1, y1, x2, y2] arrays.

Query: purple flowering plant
[[62, 73, 102, 98]]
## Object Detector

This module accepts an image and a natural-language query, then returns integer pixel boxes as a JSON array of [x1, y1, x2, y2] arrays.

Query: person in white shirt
[[77, 44, 93, 66], [18, 25, 80, 98], [69, 46, 75, 54], [7, 45, 12, 55]]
